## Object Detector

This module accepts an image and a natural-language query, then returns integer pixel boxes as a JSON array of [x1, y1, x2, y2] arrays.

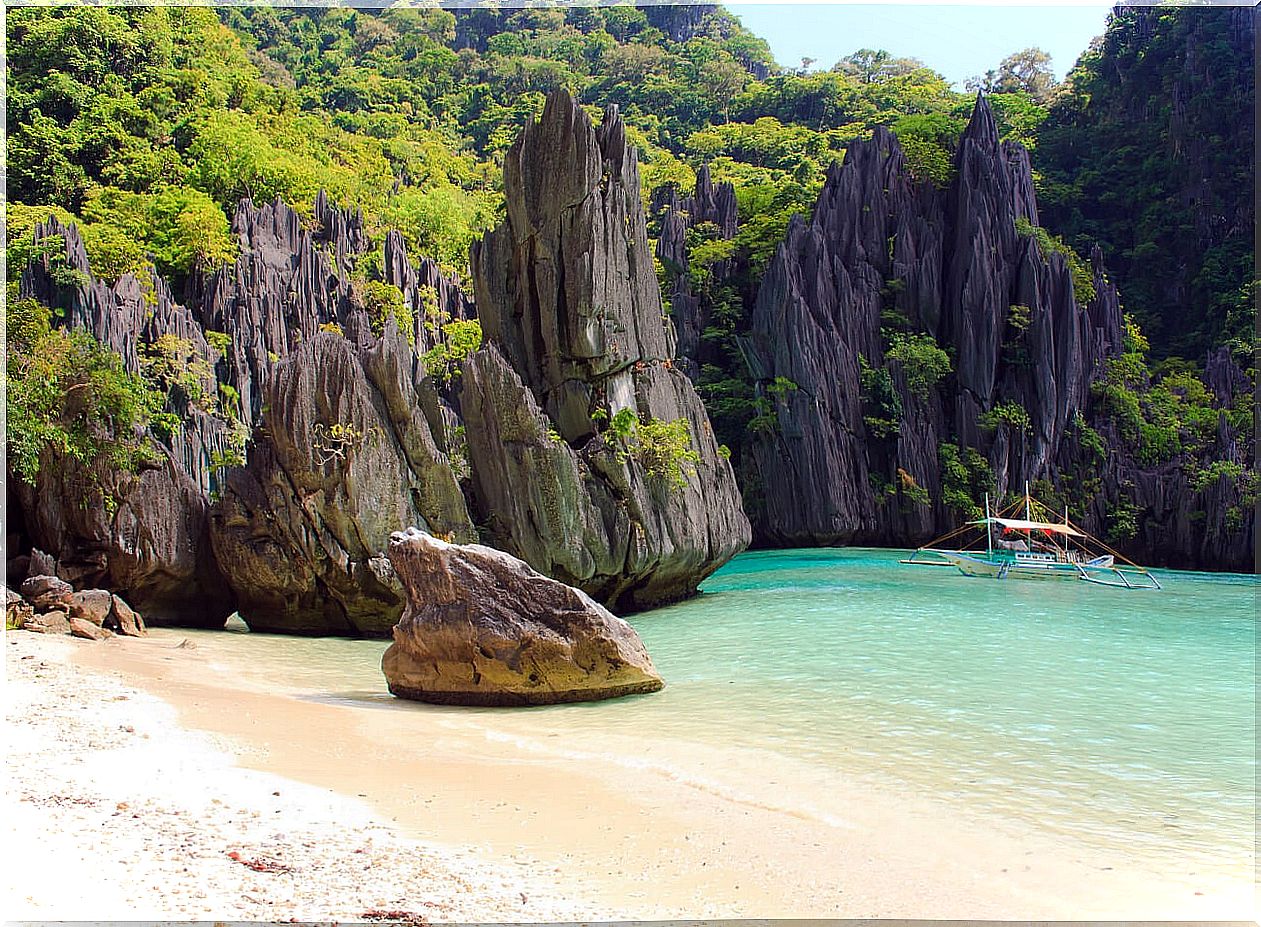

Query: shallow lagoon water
[[196, 547, 1255, 881]]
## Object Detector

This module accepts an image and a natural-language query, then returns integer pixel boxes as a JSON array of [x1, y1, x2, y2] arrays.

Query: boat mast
[[985, 492, 992, 558], [1025, 481, 1032, 522]]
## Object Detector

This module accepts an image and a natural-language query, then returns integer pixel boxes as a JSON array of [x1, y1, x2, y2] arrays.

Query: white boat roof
[[971, 516, 1085, 537]]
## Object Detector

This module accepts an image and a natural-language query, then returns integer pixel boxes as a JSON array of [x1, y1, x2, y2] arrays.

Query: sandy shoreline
[[4, 631, 592, 922], [5, 628, 1254, 920]]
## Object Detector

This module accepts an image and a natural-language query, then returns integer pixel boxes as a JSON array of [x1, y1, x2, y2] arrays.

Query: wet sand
[[7, 627, 1253, 920]]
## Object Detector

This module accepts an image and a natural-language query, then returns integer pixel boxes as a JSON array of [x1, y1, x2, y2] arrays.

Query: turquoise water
[[630, 549, 1256, 871], [200, 548, 1256, 879]]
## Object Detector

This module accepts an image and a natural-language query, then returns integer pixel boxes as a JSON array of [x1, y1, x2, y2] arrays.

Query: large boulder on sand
[[25, 609, 70, 635], [381, 528, 664, 706], [69, 589, 114, 627], [69, 615, 114, 641], [108, 595, 147, 637]]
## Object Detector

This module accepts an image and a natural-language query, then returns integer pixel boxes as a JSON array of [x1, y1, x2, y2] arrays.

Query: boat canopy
[[968, 516, 1085, 537]]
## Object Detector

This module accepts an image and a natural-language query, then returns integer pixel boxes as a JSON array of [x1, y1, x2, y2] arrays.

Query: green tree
[[6, 299, 163, 494], [886, 333, 951, 399], [421, 320, 483, 383], [701, 57, 747, 121], [363, 280, 413, 346], [967, 48, 1057, 104], [834, 49, 923, 84]]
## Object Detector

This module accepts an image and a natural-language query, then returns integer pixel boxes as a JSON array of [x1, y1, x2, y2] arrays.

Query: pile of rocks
[[6, 576, 146, 641]]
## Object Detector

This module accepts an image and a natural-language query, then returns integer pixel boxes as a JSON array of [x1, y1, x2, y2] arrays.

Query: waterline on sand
[[179, 548, 1255, 887], [25, 547, 1254, 918]]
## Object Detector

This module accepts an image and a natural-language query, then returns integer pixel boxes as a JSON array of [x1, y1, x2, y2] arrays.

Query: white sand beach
[[4, 628, 1254, 921], [4, 631, 592, 922]]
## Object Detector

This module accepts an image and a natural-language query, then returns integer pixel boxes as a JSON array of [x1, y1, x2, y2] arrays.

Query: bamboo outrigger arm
[[899, 491, 1163, 589]]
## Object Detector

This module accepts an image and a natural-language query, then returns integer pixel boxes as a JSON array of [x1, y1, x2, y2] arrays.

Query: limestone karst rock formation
[[11, 78, 1250, 611], [13, 196, 480, 633], [654, 164, 741, 380], [744, 95, 1096, 545], [14, 219, 237, 626], [210, 329, 476, 635], [466, 89, 750, 609], [741, 93, 1252, 569], [1060, 340, 1254, 570], [11, 97, 753, 632], [382, 528, 663, 706], [199, 195, 477, 635]]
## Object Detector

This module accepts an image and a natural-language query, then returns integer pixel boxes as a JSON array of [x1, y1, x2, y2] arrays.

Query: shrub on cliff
[[886, 333, 951, 399], [6, 298, 165, 504], [421, 319, 483, 383], [1091, 315, 1231, 466], [607, 408, 701, 490]]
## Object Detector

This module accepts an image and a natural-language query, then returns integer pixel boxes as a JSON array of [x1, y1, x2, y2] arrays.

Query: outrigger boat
[[902, 484, 1162, 589]]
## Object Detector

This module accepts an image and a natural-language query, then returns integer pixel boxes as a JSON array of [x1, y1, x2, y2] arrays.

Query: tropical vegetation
[[6, 3, 1252, 553]]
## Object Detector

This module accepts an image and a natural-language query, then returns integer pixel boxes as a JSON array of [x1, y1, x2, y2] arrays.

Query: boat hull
[[916, 550, 1160, 589], [931, 550, 1079, 580]]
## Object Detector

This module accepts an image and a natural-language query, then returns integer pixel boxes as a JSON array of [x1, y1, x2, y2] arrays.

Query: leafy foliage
[[978, 401, 1032, 435], [1035, 5, 1253, 360], [886, 333, 951, 399], [421, 319, 483, 383], [896, 466, 931, 508], [7, 6, 500, 287], [1014, 217, 1095, 306], [1090, 315, 1228, 466], [938, 442, 994, 520], [635, 418, 702, 490], [966, 48, 1058, 104], [204, 330, 232, 356], [892, 111, 962, 184], [605, 408, 701, 490], [1105, 495, 1141, 544], [610, 407, 639, 442], [1189, 460, 1244, 495], [363, 280, 412, 346], [859, 356, 902, 438], [1007, 304, 1031, 332], [141, 333, 216, 411], [766, 376, 798, 401], [6, 298, 163, 491], [312, 421, 365, 468]]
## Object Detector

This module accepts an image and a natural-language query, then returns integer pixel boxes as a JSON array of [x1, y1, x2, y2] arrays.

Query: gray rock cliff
[[743, 97, 1094, 541], [194, 195, 478, 634], [466, 90, 750, 609], [654, 164, 741, 380], [14, 219, 236, 626], [743, 93, 1252, 570], [14, 194, 483, 632], [210, 330, 475, 635]]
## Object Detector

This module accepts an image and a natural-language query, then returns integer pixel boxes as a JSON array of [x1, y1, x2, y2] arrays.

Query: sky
[[727, 3, 1118, 88]]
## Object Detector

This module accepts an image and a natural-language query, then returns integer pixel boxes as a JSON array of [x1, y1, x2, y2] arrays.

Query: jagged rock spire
[[467, 89, 750, 609], [746, 93, 1122, 546]]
